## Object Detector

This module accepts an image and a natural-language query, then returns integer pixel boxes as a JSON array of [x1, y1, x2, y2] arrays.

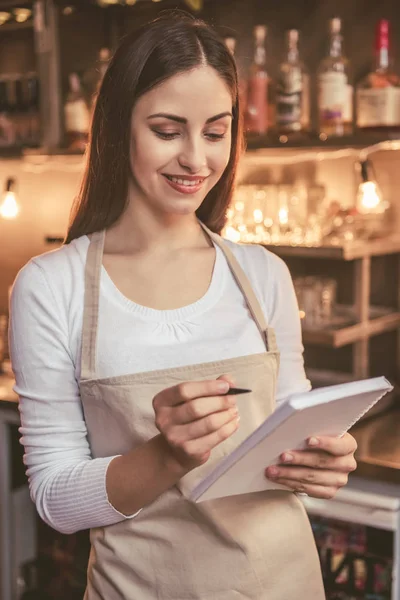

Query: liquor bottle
[[356, 19, 400, 133], [276, 29, 310, 135], [223, 34, 248, 116], [245, 25, 268, 135], [317, 18, 351, 137], [64, 73, 90, 151], [223, 34, 237, 57], [83, 47, 111, 109]]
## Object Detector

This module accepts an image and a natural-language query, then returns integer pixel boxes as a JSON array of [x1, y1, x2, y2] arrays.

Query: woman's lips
[[162, 174, 207, 195]]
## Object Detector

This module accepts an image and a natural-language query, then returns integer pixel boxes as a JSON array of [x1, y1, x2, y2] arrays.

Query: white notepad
[[190, 376, 393, 503]]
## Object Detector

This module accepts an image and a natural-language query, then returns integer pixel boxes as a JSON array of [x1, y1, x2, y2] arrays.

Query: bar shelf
[[264, 238, 400, 383], [246, 132, 400, 151], [262, 237, 400, 261], [302, 305, 400, 348]]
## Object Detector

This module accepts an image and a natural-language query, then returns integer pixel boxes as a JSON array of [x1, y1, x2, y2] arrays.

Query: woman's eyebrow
[[147, 112, 233, 124]]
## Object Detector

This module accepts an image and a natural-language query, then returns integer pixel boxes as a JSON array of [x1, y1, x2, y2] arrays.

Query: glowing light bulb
[[356, 159, 386, 215], [0, 179, 19, 220], [356, 181, 383, 213], [0, 191, 19, 219], [13, 8, 32, 23], [224, 226, 241, 242], [234, 201, 244, 212], [253, 209, 263, 224], [278, 207, 288, 225]]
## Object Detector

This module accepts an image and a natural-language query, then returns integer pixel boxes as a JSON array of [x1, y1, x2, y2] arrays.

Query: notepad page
[[191, 377, 392, 502]]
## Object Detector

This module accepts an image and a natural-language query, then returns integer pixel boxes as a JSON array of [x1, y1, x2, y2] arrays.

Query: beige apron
[[80, 223, 325, 600]]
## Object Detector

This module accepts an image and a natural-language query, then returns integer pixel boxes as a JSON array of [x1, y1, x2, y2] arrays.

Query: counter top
[[351, 406, 400, 484], [1, 373, 399, 483], [0, 373, 18, 407]]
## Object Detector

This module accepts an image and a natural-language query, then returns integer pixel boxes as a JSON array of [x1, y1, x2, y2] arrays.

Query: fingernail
[[217, 381, 229, 393], [266, 466, 279, 478], [282, 453, 294, 463], [308, 437, 319, 447]]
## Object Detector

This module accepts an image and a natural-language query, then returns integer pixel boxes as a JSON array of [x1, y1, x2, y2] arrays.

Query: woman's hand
[[265, 433, 358, 499], [153, 375, 239, 473]]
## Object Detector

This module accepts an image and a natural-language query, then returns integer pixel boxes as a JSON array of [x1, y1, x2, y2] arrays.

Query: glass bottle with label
[[317, 18, 352, 137], [83, 47, 111, 110], [276, 29, 310, 135], [223, 34, 247, 110], [64, 72, 90, 152], [245, 25, 268, 135], [356, 19, 400, 133]]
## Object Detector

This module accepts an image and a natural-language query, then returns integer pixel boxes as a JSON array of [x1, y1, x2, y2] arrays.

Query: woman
[[9, 12, 357, 599]]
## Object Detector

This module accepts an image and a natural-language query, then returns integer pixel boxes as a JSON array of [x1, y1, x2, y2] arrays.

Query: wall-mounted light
[[356, 160, 387, 215], [0, 11, 11, 25], [13, 8, 32, 23], [0, 178, 19, 220]]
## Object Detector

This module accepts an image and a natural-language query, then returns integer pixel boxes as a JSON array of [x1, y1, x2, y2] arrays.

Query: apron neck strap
[[81, 230, 105, 381], [199, 221, 274, 351], [81, 224, 276, 380]]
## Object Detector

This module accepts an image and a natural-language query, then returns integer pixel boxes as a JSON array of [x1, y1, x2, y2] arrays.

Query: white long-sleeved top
[[9, 234, 310, 535]]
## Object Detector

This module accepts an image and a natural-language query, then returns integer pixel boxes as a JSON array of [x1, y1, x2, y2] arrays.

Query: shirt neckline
[[83, 236, 226, 323]]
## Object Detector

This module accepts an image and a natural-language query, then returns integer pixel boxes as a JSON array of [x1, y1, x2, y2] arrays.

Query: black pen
[[225, 387, 252, 395]]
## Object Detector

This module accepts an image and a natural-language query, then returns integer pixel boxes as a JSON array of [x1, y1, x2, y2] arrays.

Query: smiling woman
[[8, 10, 346, 600], [65, 12, 243, 242]]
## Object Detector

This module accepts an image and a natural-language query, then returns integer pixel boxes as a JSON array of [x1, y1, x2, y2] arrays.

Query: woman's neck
[[105, 206, 208, 256]]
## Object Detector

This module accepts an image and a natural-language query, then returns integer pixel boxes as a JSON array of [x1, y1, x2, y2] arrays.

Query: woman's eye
[[153, 130, 179, 140], [205, 132, 226, 141]]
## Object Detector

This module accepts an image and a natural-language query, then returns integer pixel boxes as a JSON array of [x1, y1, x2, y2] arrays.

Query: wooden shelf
[[302, 305, 400, 348], [262, 237, 400, 261], [0, 19, 33, 32], [0, 1, 32, 8], [246, 131, 400, 151], [306, 368, 356, 386], [23, 146, 85, 157]]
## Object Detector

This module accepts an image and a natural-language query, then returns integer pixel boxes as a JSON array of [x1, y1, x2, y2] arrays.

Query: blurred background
[[0, 1, 399, 599]]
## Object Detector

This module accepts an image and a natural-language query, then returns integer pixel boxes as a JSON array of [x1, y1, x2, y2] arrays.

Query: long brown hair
[[65, 11, 244, 244]]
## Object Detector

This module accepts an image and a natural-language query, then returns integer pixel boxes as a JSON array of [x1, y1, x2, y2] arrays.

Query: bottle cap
[[254, 25, 267, 43], [287, 29, 299, 45], [99, 47, 111, 61], [69, 72, 81, 92], [330, 18, 341, 34], [224, 36, 237, 56], [376, 19, 389, 50]]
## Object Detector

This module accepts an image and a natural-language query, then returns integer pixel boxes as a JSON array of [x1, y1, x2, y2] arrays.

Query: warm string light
[[278, 207, 289, 225], [356, 159, 387, 215], [0, 179, 19, 220]]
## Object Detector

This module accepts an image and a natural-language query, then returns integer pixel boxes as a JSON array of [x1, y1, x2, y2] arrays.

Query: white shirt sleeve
[[259, 249, 311, 403], [9, 260, 140, 535]]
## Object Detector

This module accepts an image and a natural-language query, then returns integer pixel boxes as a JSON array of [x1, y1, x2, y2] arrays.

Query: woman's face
[[129, 65, 233, 218]]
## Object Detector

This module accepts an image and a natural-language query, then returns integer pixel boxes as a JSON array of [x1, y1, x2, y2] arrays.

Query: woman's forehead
[[134, 66, 233, 120]]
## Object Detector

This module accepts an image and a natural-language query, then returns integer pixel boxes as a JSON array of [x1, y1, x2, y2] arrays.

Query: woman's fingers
[[153, 378, 230, 409], [277, 449, 357, 473], [174, 414, 240, 460], [274, 480, 340, 500], [173, 394, 236, 424], [266, 465, 348, 488], [153, 375, 240, 468], [303, 433, 358, 456], [165, 406, 239, 447]]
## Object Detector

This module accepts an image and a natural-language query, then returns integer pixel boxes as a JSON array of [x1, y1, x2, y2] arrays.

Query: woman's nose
[[178, 139, 207, 173]]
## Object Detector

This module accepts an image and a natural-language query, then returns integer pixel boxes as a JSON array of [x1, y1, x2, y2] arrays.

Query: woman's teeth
[[165, 175, 204, 187]]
